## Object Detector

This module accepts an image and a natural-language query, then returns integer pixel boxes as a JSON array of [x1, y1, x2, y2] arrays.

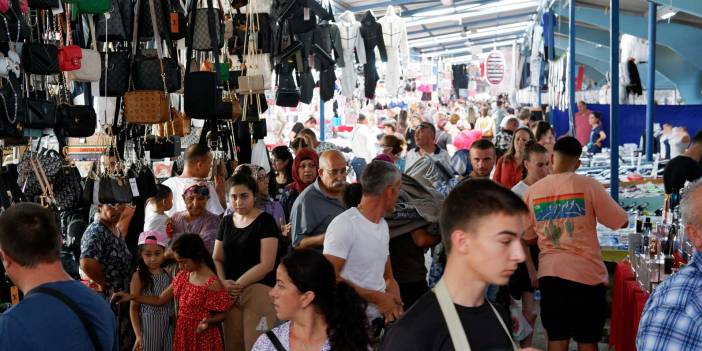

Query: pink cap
[[138, 230, 169, 247]]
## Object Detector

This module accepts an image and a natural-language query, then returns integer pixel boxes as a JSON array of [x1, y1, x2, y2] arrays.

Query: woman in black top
[[213, 173, 280, 350], [270, 146, 294, 201]]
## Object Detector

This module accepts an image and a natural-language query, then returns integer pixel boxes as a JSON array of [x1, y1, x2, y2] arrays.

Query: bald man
[[291, 150, 348, 250]]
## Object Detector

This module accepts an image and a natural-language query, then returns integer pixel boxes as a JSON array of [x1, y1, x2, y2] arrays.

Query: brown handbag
[[154, 108, 190, 137], [124, 0, 171, 125]]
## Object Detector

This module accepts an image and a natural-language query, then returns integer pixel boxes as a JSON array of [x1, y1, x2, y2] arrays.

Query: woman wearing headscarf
[[279, 148, 319, 223]]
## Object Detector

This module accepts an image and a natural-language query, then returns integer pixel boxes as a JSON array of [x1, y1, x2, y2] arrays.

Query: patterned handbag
[[94, 0, 133, 42], [99, 51, 131, 96]]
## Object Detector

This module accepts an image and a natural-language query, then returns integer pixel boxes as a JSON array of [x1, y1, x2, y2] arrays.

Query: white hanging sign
[[484, 50, 506, 86]]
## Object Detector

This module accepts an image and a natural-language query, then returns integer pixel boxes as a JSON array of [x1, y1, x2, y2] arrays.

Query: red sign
[[484, 50, 505, 86]]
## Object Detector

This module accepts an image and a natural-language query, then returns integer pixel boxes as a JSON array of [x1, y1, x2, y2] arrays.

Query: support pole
[[645, 2, 657, 161], [610, 0, 620, 202], [537, 59, 543, 107], [568, 0, 576, 136], [320, 99, 326, 142]]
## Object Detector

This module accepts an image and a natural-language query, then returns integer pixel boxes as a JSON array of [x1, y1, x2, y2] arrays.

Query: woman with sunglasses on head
[[170, 184, 221, 254], [80, 201, 136, 348]]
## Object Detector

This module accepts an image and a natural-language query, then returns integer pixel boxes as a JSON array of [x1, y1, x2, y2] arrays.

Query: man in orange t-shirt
[[523, 136, 627, 351]]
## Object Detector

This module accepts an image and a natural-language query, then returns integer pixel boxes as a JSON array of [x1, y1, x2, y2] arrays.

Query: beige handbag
[[67, 16, 102, 82]]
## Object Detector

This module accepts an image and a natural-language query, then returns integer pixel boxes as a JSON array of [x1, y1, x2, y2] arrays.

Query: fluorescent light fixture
[[658, 7, 677, 21], [406, 0, 538, 28], [428, 40, 518, 59], [409, 22, 530, 47]]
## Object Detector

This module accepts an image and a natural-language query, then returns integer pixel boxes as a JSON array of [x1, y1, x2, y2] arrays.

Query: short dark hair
[[506, 107, 515, 115], [591, 111, 602, 120], [343, 183, 363, 208], [226, 172, 259, 197], [554, 136, 583, 158], [470, 139, 496, 152], [440, 179, 528, 253], [524, 141, 548, 161], [184, 144, 211, 164], [693, 130, 702, 144], [357, 114, 367, 122], [534, 121, 554, 142], [0, 203, 61, 267], [496, 100, 504, 107]]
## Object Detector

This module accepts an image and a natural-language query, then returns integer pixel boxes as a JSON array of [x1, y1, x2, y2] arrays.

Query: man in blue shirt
[[637, 179, 702, 351], [0, 203, 117, 350]]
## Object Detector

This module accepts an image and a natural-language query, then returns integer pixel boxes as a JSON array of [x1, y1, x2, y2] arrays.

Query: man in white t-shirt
[[324, 161, 403, 324], [163, 144, 225, 216], [350, 114, 377, 163]]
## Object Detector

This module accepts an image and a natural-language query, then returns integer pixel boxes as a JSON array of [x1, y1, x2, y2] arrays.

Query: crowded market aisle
[[1, 0, 702, 350]]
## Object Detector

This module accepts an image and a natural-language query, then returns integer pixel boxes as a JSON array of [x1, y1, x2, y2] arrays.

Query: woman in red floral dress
[[114, 234, 232, 351]]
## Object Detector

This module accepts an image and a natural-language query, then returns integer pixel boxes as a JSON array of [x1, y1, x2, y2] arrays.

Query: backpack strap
[[29, 286, 102, 351], [266, 330, 286, 351]]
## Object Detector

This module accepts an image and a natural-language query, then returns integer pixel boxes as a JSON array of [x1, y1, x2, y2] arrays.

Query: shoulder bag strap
[[29, 286, 103, 351], [487, 301, 520, 351], [432, 279, 471, 351], [266, 330, 287, 351]]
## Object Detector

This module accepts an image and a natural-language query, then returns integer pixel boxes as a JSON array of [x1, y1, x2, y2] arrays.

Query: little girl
[[130, 231, 175, 351], [115, 234, 232, 351], [144, 185, 174, 238]]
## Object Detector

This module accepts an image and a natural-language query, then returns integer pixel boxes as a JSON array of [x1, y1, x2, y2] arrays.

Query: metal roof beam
[[649, 0, 702, 19], [407, 13, 532, 37], [349, 0, 433, 13]]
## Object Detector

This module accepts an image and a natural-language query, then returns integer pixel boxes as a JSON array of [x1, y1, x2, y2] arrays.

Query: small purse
[[156, 108, 190, 137], [144, 136, 180, 159], [58, 45, 81, 71], [190, 6, 224, 51], [57, 104, 96, 137], [66, 16, 101, 82], [99, 51, 131, 96], [98, 174, 134, 204], [21, 43, 60, 75]]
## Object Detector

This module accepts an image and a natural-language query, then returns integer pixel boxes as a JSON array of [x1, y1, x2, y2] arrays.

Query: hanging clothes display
[[359, 10, 387, 99], [378, 5, 408, 98], [451, 64, 468, 98], [626, 59, 643, 97], [620, 34, 648, 64], [338, 11, 366, 98]]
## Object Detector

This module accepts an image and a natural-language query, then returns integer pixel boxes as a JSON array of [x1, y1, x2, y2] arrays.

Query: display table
[[610, 261, 650, 351]]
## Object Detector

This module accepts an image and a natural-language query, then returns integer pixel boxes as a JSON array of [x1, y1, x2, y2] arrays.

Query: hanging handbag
[[123, 0, 171, 124], [144, 136, 180, 159], [156, 107, 190, 137], [19, 98, 57, 129], [21, 43, 60, 75], [127, 162, 158, 199], [132, 54, 181, 92], [18, 148, 64, 201], [99, 51, 131, 96], [0, 72, 20, 138], [94, 0, 133, 42], [169, 0, 187, 40], [66, 16, 101, 82], [57, 104, 96, 137], [58, 45, 82, 72], [0, 1, 29, 42], [137, 0, 168, 41], [52, 163, 83, 210], [190, 6, 223, 51], [0, 50, 20, 77], [184, 71, 218, 117], [76, 0, 111, 14], [98, 174, 133, 204], [27, 0, 57, 9]]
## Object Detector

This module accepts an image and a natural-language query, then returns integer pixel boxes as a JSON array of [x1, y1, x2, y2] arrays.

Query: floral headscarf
[[291, 148, 319, 193]]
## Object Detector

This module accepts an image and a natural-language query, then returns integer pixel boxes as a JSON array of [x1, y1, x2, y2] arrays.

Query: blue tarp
[[552, 104, 702, 146]]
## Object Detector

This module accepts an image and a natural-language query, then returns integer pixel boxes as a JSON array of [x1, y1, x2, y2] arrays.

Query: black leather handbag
[[144, 136, 180, 159], [99, 51, 131, 96], [133, 54, 181, 92], [21, 43, 60, 75], [239, 93, 268, 122], [20, 98, 57, 129], [138, 0, 169, 41], [98, 175, 134, 204], [184, 71, 218, 118], [0, 165, 25, 210], [275, 63, 299, 107], [128, 163, 158, 199], [238, 119, 266, 139], [28, 0, 59, 9], [94, 0, 134, 42], [57, 104, 97, 137]]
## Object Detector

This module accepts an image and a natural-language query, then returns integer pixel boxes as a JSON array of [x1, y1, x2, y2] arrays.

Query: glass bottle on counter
[[642, 217, 652, 257], [664, 223, 677, 275]]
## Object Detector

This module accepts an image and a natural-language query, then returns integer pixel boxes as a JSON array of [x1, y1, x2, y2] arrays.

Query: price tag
[[92, 179, 100, 205], [10, 286, 19, 305], [170, 12, 179, 33], [129, 178, 140, 197], [304, 7, 310, 21]]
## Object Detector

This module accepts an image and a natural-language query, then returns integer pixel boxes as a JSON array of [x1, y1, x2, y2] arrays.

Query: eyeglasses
[[324, 167, 349, 177]]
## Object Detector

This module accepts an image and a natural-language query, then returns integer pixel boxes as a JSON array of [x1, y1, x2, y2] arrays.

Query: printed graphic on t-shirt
[[533, 193, 585, 248]]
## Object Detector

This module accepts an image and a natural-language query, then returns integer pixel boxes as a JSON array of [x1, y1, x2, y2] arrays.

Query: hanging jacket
[[274, 0, 332, 34], [360, 11, 387, 99], [338, 10, 366, 98], [378, 5, 408, 97], [626, 59, 643, 96], [313, 22, 344, 68]]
